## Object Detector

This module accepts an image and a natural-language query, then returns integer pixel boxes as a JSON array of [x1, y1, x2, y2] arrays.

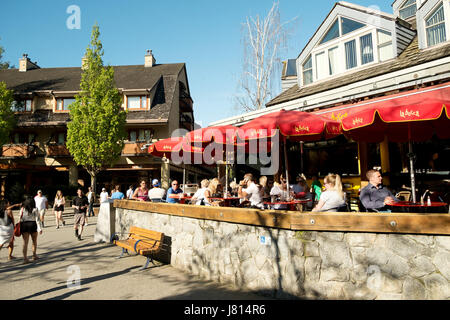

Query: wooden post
[[380, 136, 391, 186], [69, 165, 79, 186], [358, 141, 368, 183], [161, 161, 170, 190]]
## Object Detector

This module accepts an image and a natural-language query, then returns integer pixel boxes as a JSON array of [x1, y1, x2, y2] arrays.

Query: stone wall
[[110, 207, 450, 300]]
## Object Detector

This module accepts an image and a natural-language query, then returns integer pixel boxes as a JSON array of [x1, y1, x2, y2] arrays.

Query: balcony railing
[[45, 145, 71, 157], [1, 144, 32, 158], [122, 142, 148, 155]]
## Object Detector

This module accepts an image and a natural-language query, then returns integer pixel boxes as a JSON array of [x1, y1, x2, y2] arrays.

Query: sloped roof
[[0, 63, 186, 125], [267, 36, 450, 107]]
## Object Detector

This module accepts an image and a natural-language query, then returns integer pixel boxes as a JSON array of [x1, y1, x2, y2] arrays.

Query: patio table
[[388, 201, 448, 213]]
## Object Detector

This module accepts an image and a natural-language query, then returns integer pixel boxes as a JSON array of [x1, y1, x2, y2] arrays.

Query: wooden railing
[[45, 145, 71, 157], [1, 144, 31, 158], [114, 200, 450, 235], [121, 142, 148, 155]]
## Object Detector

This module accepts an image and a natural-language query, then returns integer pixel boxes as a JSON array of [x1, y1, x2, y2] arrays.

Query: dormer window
[[320, 19, 340, 44], [399, 0, 417, 20], [11, 99, 32, 112], [126, 95, 148, 110], [55, 98, 75, 112], [426, 3, 446, 47], [302, 56, 313, 85]]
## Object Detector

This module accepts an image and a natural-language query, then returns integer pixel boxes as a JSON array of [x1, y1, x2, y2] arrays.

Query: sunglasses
[[172, 183, 178, 186]]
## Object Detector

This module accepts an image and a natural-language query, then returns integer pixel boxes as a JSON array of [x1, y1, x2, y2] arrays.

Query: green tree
[[0, 38, 11, 69], [0, 81, 15, 146], [66, 24, 127, 194]]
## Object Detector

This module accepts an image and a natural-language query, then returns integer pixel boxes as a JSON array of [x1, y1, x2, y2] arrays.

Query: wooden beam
[[114, 200, 450, 235]]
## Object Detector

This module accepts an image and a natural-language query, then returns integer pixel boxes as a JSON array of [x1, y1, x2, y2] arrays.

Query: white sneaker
[[84, 222, 88, 226]]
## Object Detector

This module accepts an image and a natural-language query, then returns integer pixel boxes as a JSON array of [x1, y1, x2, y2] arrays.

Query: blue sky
[[0, 0, 392, 127]]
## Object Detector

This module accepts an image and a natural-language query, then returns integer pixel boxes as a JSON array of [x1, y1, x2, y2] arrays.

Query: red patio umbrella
[[237, 109, 342, 194], [148, 136, 208, 191], [339, 83, 450, 202]]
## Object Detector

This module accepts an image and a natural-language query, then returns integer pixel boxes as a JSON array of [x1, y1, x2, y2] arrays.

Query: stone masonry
[[109, 207, 450, 300]]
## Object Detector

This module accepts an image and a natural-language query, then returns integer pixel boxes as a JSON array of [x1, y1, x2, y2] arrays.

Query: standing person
[[126, 185, 134, 200], [100, 187, 110, 204], [360, 169, 398, 212], [87, 186, 95, 217], [20, 196, 42, 264], [148, 179, 166, 202], [72, 189, 89, 241], [312, 173, 346, 212], [110, 185, 125, 200], [166, 180, 184, 203], [0, 199, 20, 261], [131, 180, 149, 201], [34, 190, 48, 228], [53, 190, 66, 229]]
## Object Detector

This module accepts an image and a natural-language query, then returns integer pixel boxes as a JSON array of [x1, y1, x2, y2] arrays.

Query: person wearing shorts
[[72, 189, 89, 241], [34, 190, 48, 227]]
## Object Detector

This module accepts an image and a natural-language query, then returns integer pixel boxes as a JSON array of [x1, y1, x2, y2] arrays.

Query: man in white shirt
[[148, 179, 166, 202], [34, 190, 48, 227], [87, 186, 95, 217], [126, 185, 134, 199], [238, 173, 264, 209]]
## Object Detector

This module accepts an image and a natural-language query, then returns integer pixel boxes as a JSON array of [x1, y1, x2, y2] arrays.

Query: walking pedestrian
[[72, 189, 89, 241], [20, 196, 43, 264], [34, 190, 48, 227], [87, 186, 95, 217], [0, 199, 20, 261], [53, 190, 66, 229]]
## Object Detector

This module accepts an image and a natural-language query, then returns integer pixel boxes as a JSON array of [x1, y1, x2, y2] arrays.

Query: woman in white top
[[191, 179, 212, 206], [20, 197, 43, 263], [53, 190, 66, 229], [270, 178, 290, 210], [312, 173, 346, 212]]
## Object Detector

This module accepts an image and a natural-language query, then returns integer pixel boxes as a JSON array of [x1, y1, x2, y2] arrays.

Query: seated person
[[269, 178, 290, 210], [312, 173, 346, 212], [110, 185, 125, 200], [166, 180, 184, 203], [238, 173, 264, 209], [360, 169, 398, 212], [191, 179, 211, 206], [148, 179, 166, 202]]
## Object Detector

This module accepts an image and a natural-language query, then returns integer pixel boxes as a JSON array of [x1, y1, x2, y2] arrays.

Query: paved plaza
[[0, 209, 270, 300]]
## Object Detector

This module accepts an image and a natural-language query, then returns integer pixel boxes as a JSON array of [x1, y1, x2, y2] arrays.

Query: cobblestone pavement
[[0, 209, 271, 300]]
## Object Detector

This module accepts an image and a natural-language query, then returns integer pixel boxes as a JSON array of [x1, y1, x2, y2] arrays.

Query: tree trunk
[[88, 170, 98, 201]]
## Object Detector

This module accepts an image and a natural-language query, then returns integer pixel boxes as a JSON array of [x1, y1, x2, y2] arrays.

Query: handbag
[[14, 222, 21, 237], [14, 207, 23, 237]]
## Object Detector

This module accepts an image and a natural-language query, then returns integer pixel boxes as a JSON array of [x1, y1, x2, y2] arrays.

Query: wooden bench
[[111, 226, 164, 270]]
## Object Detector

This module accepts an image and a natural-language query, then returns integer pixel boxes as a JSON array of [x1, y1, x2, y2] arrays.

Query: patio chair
[[395, 191, 411, 201]]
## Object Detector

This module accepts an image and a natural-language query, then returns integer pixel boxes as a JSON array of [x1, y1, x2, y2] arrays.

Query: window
[[320, 19, 340, 45], [12, 132, 35, 144], [129, 129, 152, 142], [328, 46, 339, 75], [11, 99, 32, 112], [315, 52, 327, 80], [426, 3, 447, 47], [399, 0, 417, 20], [341, 17, 366, 36], [127, 96, 148, 110], [56, 98, 75, 111], [57, 133, 65, 145], [377, 30, 393, 61], [360, 33, 374, 65], [345, 40, 357, 69], [302, 55, 313, 85]]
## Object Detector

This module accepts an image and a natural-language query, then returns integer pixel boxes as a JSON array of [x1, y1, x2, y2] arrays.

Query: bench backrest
[[128, 226, 164, 249]]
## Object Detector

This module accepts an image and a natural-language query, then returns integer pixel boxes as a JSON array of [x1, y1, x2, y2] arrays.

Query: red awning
[[314, 82, 450, 142]]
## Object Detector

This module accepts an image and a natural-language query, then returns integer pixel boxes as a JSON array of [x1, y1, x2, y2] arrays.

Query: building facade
[[211, 0, 450, 193], [0, 50, 206, 196]]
